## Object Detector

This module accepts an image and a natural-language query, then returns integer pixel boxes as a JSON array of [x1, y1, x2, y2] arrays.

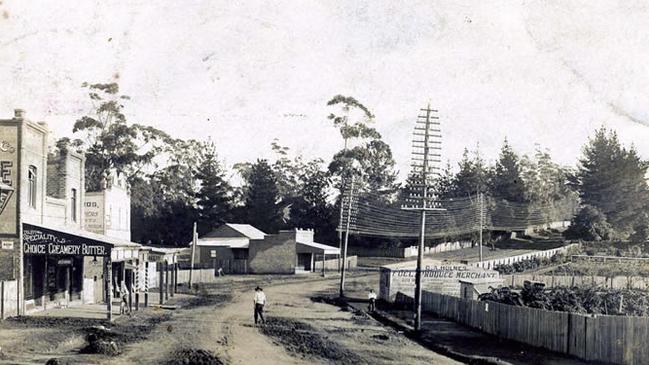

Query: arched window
[[28, 165, 37, 208]]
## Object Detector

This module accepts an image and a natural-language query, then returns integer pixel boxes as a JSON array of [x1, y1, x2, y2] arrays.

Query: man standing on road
[[368, 289, 377, 312], [254, 286, 266, 325]]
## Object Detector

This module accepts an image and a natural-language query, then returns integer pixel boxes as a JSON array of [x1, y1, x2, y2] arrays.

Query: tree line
[[57, 82, 649, 246]]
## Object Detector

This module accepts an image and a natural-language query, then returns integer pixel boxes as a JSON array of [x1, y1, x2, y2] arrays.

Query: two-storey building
[[0, 109, 140, 317]]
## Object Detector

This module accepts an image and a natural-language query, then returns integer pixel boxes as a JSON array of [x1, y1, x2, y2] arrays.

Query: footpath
[[345, 300, 590, 365]]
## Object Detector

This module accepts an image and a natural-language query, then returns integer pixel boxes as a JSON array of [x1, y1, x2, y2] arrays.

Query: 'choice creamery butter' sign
[[23, 224, 110, 256], [379, 259, 502, 301]]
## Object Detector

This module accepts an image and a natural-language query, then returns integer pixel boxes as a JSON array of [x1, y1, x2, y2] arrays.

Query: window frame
[[71, 188, 77, 222], [27, 165, 37, 208]]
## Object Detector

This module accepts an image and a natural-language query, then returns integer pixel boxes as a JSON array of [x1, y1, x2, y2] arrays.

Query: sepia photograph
[[1, 1, 649, 364]]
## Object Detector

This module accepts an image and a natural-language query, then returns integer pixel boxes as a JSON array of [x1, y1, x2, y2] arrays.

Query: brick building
[[192, 223, 340, 274], [0, 110, 140, 317]]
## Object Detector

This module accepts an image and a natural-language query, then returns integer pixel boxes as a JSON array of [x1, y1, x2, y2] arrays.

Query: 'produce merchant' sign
[[23, 224, 110, 256], [379, 260, 502, 301]]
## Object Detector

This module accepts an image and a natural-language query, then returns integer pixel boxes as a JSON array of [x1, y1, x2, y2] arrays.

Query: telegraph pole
[[478, 192, 484, 262], [337, 116, 349, 273], [339, 175, 355, 297], [189, 222, 197, 289], [402, 104, 444, 332]]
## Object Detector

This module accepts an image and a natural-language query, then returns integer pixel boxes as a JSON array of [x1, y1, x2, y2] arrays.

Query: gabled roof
[[224, 223, 266, 239], [201, 223, 266, 240], [194, 224, 265, 248]]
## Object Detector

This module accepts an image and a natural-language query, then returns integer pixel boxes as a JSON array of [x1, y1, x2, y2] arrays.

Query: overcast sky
[[1, 1, 649, 180]]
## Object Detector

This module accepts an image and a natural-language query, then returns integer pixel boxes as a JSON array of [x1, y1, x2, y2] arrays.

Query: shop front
[[21, 222, 140, 317]]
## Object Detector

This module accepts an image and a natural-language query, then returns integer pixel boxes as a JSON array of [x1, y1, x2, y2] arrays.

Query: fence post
[[174, 264, 178, 293], [170, 264, 175, 298], [165, 263, 170, 301], [1, 280, 4, 320], [159, 265, 164, 305]]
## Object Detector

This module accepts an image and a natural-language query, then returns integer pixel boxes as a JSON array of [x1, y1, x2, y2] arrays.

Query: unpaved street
[[0, 274, 460, 365]]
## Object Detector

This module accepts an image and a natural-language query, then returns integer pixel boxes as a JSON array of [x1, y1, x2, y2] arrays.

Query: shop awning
[[296, 240, 340, 255], [22, 221, 141, 261], [141, 245, 187, 263]]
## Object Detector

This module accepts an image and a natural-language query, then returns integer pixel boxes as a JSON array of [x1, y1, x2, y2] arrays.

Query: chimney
[[14, 109, 25, 119]]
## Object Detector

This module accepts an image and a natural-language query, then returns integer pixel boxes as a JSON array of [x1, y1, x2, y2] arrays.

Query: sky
[[1, 0, 649, 181]]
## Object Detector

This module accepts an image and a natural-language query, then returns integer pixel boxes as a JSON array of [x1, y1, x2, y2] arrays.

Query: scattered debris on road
[[259, 316, 365, 364], [164, 348, 225, 365]]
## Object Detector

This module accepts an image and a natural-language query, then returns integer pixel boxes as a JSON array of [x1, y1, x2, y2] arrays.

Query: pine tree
[[244, 159, 283, 233], [489, 139, 526, 202], [451, 147, 488, 198], [574, 127, 649, 239], [195, 142, 233, 235]]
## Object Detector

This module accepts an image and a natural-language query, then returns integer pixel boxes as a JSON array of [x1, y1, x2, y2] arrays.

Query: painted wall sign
[[23, 224, 111, 256], [84, 196, 104, 234], [380, 261, 502, 301], [0, 125, 18, 235]]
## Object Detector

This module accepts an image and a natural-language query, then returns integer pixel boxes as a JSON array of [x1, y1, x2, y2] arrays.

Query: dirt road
[[119, 274, 460, 365], [0, 274, 460, 365]]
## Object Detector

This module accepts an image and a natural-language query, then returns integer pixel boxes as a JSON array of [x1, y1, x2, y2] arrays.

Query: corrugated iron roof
[[225, 223, 266, 239], [196, 237, 249, 248], [296, 239, 340, 254], [23, 219, 141, 248]]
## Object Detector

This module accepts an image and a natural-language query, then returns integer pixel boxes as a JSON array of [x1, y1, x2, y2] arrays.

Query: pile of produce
[[479, 281, 649, 316]]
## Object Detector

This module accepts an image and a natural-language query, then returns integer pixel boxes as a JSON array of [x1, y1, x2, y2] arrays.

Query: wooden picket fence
[[410, 290, 649, 364]]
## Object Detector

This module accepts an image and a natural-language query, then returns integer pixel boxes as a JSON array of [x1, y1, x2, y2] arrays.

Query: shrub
[[564, 205, 615, 241]]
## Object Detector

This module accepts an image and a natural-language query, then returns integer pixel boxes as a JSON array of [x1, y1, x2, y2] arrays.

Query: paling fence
[[406, 290, 649, 365], [502, 274, 649, 290], [338, 190, 577, 238], [175, 268, 224, 285], [348, 241, 474, 258], [470, 243, 579, 270]]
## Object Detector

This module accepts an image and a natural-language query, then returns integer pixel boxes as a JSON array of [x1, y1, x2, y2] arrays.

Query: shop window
[[28, 165, 37, 208], [71, 188, 77, 222]]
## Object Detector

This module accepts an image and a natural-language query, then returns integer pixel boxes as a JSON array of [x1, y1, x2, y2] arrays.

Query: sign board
[[0, 124, 18, 235], [379, 260, 502, 301], [147, 252, 164, 262], [23, 223, 111, 256], [84, 195, 104, 234], [1, 240, 13, 250]]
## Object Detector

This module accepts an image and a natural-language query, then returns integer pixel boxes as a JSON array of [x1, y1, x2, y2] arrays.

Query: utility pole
[[402, 104, 444, 332], [189, 222, 197, 289], [337, 115, 349, 273], [478, 192, 484, 262], [339, 175, 355, 297]]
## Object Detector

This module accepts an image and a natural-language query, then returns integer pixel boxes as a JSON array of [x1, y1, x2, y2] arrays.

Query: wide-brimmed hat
[[255, 286, 262, 291]]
